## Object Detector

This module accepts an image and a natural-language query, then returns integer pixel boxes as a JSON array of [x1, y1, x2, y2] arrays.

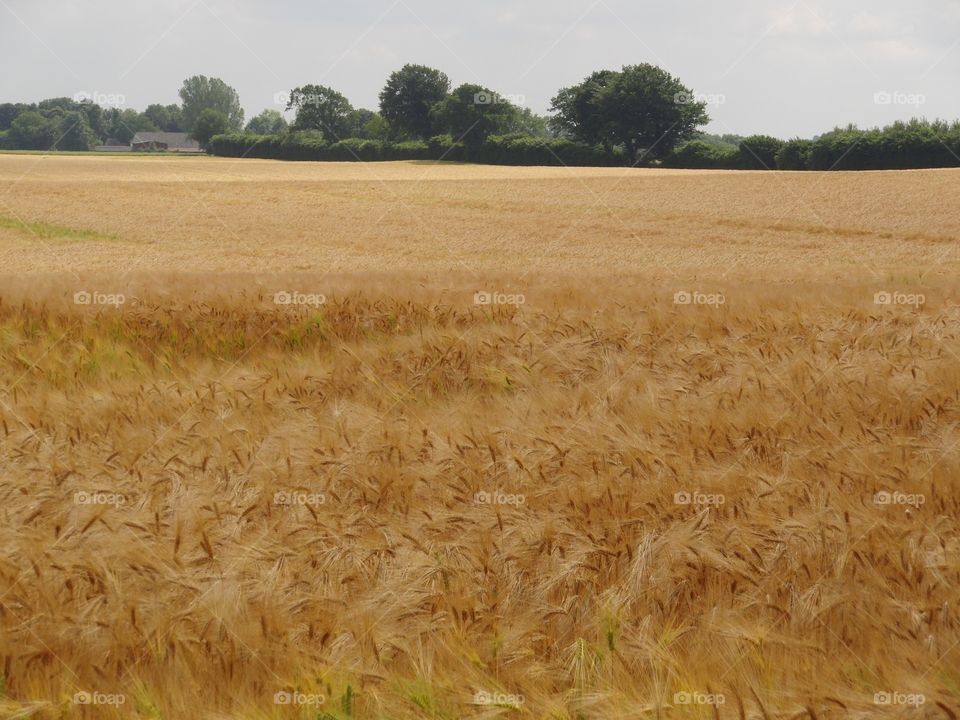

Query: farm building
[[129, 132, 202, 152]]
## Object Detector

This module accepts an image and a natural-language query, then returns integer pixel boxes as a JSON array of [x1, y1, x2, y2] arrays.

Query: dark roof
[[130, 132, 200, 150]]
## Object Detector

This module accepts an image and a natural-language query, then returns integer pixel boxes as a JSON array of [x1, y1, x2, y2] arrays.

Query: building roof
[[130, 132, 201, 150]]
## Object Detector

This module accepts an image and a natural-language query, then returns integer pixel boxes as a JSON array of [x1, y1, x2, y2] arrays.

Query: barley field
[[1, 155, 959, 719]]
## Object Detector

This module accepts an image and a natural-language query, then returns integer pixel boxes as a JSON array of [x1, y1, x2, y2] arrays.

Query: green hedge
[[208, 119, 960, 170], [209, 132, 619, 166], [661, 141, 738, 169]]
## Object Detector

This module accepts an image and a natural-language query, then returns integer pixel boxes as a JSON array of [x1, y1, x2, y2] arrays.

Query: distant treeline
[[209, 119, 960, 170], [3, 64, 960, 170], [664, 120, 960, 171], [208, 132, 622, 166]]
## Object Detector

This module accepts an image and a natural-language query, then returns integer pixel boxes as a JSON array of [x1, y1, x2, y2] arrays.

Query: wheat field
[[1, 155, 959, 719]]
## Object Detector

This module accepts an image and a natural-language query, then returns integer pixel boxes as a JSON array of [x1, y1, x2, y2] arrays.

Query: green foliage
[[178, 75, 244, 132], [430, 84, 520, 148], [805, 119, 960, 170], [551, 65, 708, 162], [347, 108, 389, 140], [662, 141, 738, 169], [244, 109, 288, 135], [598, 64, 709, 162], [549, 69, 617, 142], [736, 135, 785, 169], [207, 131, 616, 166], [775, 138, 814, 170], [378, 64, 450, 140], [144, 103, 184, 132], [8, 111, 57, 150], [0, 103, 33, 131], [56, 110, 99, 151], [105, 108, 158, 144], [191, 108, 230, 149], [287, 84, 353, 139]]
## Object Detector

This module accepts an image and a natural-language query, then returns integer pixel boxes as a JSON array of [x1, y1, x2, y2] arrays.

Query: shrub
[[736, 135, 784, 169], [663, 141, 738, 169], [775, 139, 813, 170]]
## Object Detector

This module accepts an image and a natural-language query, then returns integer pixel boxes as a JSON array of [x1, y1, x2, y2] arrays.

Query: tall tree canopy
[[430, 84, 519, 148], [379, 64, 450, 140], [551, 64, 708, 162], [178, 76, 244, 132], [286, 85, 353, 139], [245, 109, 288, 135]]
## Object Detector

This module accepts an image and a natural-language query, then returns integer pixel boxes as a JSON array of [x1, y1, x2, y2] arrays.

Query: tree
[[736, 135, 785, 169], [8, 112, 57, 149], [0, 103, 33, 131], [287, 85, 352, 139], [551, 65, 708, 162], [549, 69, 617, 143], [379, 64, 450, 140], [595, 65, 708, 162], [178, 76, 243, 132], [106, 108, 158, 144], [347, 108, 389, 140], [245, 109, 288, 135], [191, 108, 230, 149], [503, 107, 551, 138], [430, 84, 519, 149], [56, 111, 98, 151], [145, 103, 185, 132]]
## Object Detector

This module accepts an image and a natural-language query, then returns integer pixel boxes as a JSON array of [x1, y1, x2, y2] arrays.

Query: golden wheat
[[0, 157, 959, 719]]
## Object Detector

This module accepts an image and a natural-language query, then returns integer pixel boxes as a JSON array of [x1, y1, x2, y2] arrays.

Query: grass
[[0, 215, 117, 242]]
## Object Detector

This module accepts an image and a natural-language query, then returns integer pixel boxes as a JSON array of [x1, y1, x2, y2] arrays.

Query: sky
[[1, 0, 959, 138]]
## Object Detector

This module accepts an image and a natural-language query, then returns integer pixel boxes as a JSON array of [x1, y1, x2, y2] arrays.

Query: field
[[1, 154, 959, 719]]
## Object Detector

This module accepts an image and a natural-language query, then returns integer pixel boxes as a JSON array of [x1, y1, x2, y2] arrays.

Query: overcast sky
[[1, 0, 958, 137]]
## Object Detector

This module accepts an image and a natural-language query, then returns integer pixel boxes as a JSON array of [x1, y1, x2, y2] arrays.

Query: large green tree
[[549, 69, 617, 143], [178, 76, 244, 132], [0, 103, 34, 131], [286, 85, 352, 139], [56, 111, 98, 150], [8, 112, 57, 149], [430, 84, 519, 149], [347, 108, 389, 140], [144, 103, 185, 132], [551, 64, 708, 162], [379, 64, 450, 140], [245, 109, 288, 135], [191, 108, 229, 149], [105, 108, 158, 143]]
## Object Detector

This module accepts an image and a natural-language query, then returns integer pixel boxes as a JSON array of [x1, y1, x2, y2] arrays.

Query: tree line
[[2, 65, 958, 170]]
